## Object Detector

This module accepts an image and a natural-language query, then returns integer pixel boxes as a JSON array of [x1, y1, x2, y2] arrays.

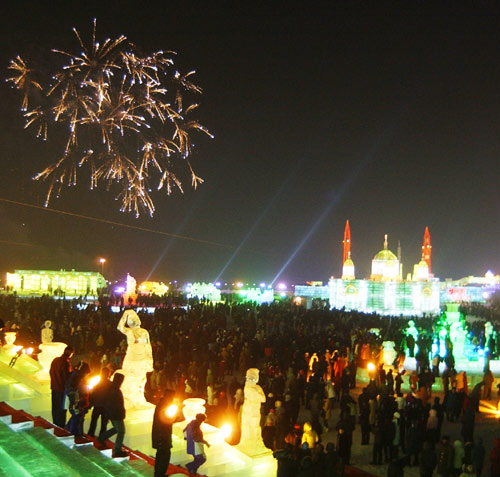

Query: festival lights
[[165, 404, 178, 418], [87, 375, 101, 390], [6, 269, 105, 297], [7, 20, 212, 216], [220, 423, 232, 439]]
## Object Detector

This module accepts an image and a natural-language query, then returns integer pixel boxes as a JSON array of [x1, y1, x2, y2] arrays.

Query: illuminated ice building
[[5, 269, 106, 297], [295, 222, 441, 316]]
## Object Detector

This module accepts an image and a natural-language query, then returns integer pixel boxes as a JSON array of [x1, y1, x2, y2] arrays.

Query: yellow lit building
[[5, 269, 106, 297], [137, 281, 169, 295]]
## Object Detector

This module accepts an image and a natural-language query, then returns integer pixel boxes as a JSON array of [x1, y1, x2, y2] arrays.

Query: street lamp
[[99, 258, 106, 275]]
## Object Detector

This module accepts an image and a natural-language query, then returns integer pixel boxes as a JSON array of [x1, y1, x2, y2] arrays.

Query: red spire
[[422, 226, 432, 273], [343, 220, 351, 265]]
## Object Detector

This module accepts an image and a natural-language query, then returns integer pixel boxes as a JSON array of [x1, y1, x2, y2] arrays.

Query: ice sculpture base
[[37, 342, 67, 381]]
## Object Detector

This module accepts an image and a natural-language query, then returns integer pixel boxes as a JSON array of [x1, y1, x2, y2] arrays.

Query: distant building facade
[[295, 222, 441, 316], [5, 269, 106, 297]]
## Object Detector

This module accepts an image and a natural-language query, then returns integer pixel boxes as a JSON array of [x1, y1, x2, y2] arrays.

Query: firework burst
[[7, 20, 212, 216]]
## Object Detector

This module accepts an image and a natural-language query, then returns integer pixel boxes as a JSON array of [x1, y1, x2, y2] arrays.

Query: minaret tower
[[397, 240, 403, 280], [342, 220, 351, 265], [341, 220, 355, 280], [422, 226, 432, 273]]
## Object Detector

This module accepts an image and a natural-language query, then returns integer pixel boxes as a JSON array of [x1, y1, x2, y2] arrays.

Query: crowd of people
[[1, 293, 500, 476]]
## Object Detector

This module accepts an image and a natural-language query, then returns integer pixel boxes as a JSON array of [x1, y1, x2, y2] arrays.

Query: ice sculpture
[[37, 342, 67, 379], [41, 321, 54, 344], [485, 321, 494, 345], [182, 398, 206, 423], [115, 309, 154, 408], [2, 332, 17, 354], [450, 322, 466, 359], [238, 368, 266, 453], [37, 320, 67, 379], [405, 320, 419, 356], [382, 341, 396, 367]]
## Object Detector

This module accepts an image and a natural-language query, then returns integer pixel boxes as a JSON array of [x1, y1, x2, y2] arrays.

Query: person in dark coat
[[436, 435, 454, 477], [311, 442, 326, 477], [324, 442, 338, 477], [407, 335, 415, 358], [358, 388, 371, 445], [184, 413, 210, 476], [490, 438, 500, 477], [470, 381, 484, 413], [99, 373, 127, 457], [395, 372, 404, 395], [49, 346, 74, 428], [432, 396, 444, 438], [297, 455, 314, 477], [336, 410, 353, 466], [446, 389, 459, 422], [461, 405, 475, 444], [406, 419, 423, 466], [152, 388, 179, 477], [463, 440, 473, 467], [371, 419, 384, 465], [382, 416, 395, 462], [386, 370, 394, 395], [87, 367, 112, 438], [472, 437, 485, 477], [419, 441, 437, 477], [387, 453, 405, 477], [66, 362, 91, 436], [273, 443, 296, 477], [262, 417, 277, 450], [348, 360, 357, 389]]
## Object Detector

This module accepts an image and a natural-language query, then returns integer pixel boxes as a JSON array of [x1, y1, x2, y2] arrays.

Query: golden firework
[[7, 20, 212, 216]]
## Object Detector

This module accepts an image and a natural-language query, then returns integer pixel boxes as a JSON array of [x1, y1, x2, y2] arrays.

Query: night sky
[[0, 2, 499, 285]]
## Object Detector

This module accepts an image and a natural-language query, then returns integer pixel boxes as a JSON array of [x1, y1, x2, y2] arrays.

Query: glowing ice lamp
[[278, 283, 286, 290], [215, 282, 221, 287], [87, 375, 101, 390], [221, 423, 232, 439], [166, 404, 178, 418]]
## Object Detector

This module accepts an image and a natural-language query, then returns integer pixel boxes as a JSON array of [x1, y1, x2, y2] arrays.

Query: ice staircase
[[0, 402, 197, 477], [0, 400, 373, 477], [0, 417, 152, 476]]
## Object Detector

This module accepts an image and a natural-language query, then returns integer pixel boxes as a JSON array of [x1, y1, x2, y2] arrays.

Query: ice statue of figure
[[449, 321, 466, 360], [116, 309, 154, 408], [239, 368, 266, 452], [405, 320, 419, 357], [485, 321, 494, 345], [382, 341, 396, 367], [438, 328, 448, 358], [41, 320, 54, 344], [485, 321, 495, 356]]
